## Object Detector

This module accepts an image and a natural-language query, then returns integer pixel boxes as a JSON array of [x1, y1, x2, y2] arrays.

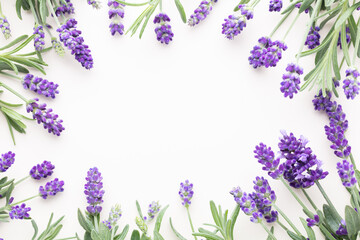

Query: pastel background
[[1, 0, 359, 239]]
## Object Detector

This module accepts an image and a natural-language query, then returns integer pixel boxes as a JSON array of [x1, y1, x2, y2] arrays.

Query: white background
[[0, 0, 360, 239]]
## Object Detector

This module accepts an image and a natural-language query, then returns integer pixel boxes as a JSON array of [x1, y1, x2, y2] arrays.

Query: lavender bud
[[280, 63, 303, 99], [51, 38, 65, 56], [88, 0, 101, 9], [33, 25, 45, 51], [188, 0, 217, 26], [154, 13, 174, 44], [22, 74, 59, 99], [144, 201, 160, 221], [343, 68, 360, 100], [305, 26, 321, 49], [269, 0, 282, 12], [103, 204, 122, 229], [337, 159, 357, 188], [306, 215, 320, 227], [179, 180, 194, 207], [0, 17, 11, 39], [55, 0, 75, 16]]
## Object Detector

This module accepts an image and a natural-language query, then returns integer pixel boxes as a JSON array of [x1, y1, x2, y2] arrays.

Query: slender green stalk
[[350, 153, 357, 170], [28, 0, 40, 25], [315, 181, 342, 221], [46, 0, 61, 27], [0, 81, 28, 102], [260, 221, 277, 240], [282, 13, 300, 41], [14, 175, 30, 186], [277, 219, 289, 231], [0, 71, 22, 80], [353, 11, 360, 64], [301, 189, 318, 211], [351, 188, 360, 218], [270, 10, 293, 38], [94, 214, 99, 232], [186, 206, 197, 240], [273, 203, 302, 236], [250, 0, 261, 8], [280, 177, 313, 217], [296, 0, 323, 63], [11, 194, 40, 206]]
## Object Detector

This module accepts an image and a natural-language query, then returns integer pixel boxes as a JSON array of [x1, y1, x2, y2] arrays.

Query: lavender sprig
[[188, 0, 217, 26], [222, 5, 253, 40], [26, 98, 65, 136], [39, 178, 65, 199], [108, 0, 125, 36], [33, 25, 45, 51], [57, 19, 94, 69], [179, 180, 194, 207], [22, 74, 59, 99], [84, 167, 104, 215], [154, 13, 174, 44], [280, 63, 303, 99]]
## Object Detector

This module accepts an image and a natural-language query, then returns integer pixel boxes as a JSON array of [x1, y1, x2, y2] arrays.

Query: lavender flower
[[55, 0, 74, 16], [9, 204, 31, 220], [250, 211, 263, 223], [337, 159, 357, 188], [250, 192, 277, 223], [337, 27, 351, 49], [108, 0, 125, 36], [280, 63, 303, 99], [253, 177, 276, 202], [33, 25, 45, 51], [51, 38, 65, 56], [84, 167, 104, 215], [188, 0, 217, 26], [29, 160, 55, 180], [295, 3, 309, 13], [248, 37, 287, 68], [230, 186, 243, 203], [22, 74, 59, 99], [222, 5, 253, 40], [306, 215, 320, 227], [279, 131, 328, 188], [312, 90, 333, 112], [254, 143, 283, 179], [88, 0, 100, 9], [103, 204, 122, 229], [144, 201, 160, 221], [336, 220, 348, 235], [0, 17, 11, 39], [305, 26, 321, 49], [154, 13, 174, 44], [179, 180, 194, 207], [269, 0, 282, 12], [26, 98, 64, 136], [39, 178, 64, 199], [237, 192, 257, 215], [0, 151, 15, 172], [57, 19, 94, 69], [343, 68, 360, 99]]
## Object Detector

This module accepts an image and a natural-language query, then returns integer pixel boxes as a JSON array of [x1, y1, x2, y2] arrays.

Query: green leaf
[[193, 232, 223, 240], [341, 23, 351, 66], [266, 227, 274, 240], [84, 231, 92, 240], [136, 201, 144, 220], [334, 2, 360, 29], [91, 229, 102, 240], [300, 218, 316, 240], [0, 57, 19, 74], [299, 0, 314, 13], [210, 201, 221, 227], [0, 35, 28, 51], [131, 230, 141, 240], [169, 218, 187, 240], [39, 0, 48, 24], [325, 0, 335, 7], [154, 205, 169, 233], [229, 204, 240, 239], [174, 0, 187, 23], [154, 231, 165, 240], [345, 205, 360, 236], [115, 0, 150, 6], [320, 9, 341, 29], [77, 209, 93, 232], [114, 224, 129, 240], [139, 6, 157, 39], [0, 100, 22, 108], [332, 42, 340, 80], [287, 230, 304, 240], [5, 183, 14, 204], [31, 220, 39, 240], [16, 0, 24, 19], [3, 35, 35, 55]]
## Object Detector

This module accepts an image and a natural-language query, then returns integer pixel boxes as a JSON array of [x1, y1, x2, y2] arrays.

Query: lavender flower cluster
[[55, 0, 75, 16], [154, 13, 174, 44], [22, 74, 59, 99], [0, 17, 11, 39], [188, 0, 217, 26], [222, 5, 253, 40], [33, 25, 45, 51], [39, 178, 65, 199], [84, 167, 105, 215], [280, 63, 303, 99], [0, 151, 15, 173], [305, 26, 321, 49], [26, 98, 64, 136], [57, 19, 94, 69], [249, 37, 287, 68], [231, 177, 278, 223], [108, 0, 125, 36], [254, 131, 328, 188], [179, 180, 194, 207], [30, 160, 55, 180], [343, 68, 360, 100]]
